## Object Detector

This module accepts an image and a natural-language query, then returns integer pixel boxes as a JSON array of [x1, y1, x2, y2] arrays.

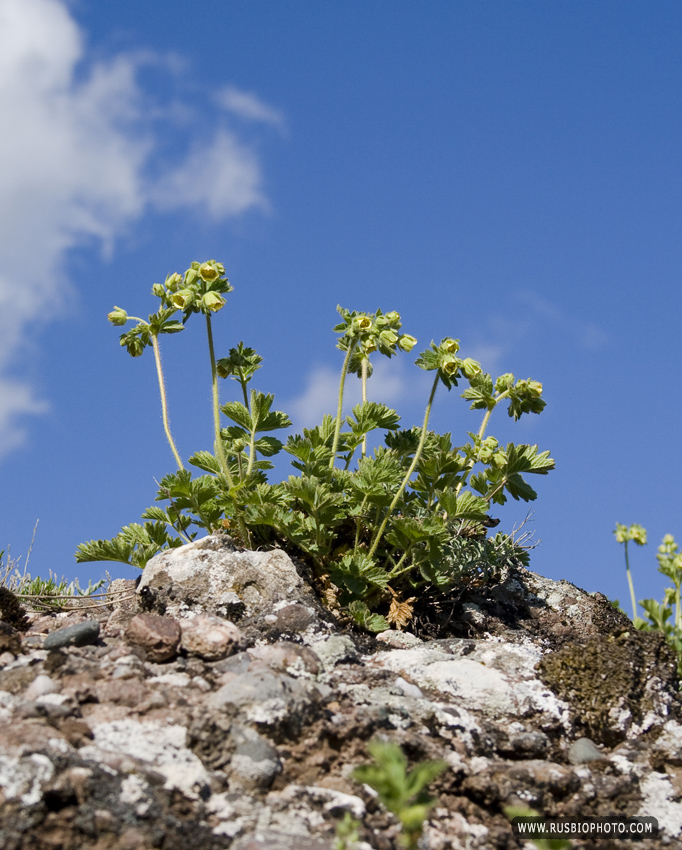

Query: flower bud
[[202, 291, 226, 313], [442, 339, 459, 354], [199, 262, 220, 282], [398, 334, 417, 352], [461, 358, 482, 379], [151, 283, 165, 298], [108, 306, 128, 326], [379, 329, 398, 347], [363, 339, 377, 354], [385, 310, 401, 325], [165, 272, 182, 292]]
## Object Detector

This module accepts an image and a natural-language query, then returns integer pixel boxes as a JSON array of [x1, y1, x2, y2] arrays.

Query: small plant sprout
[[352, 739, 447, 850], [614, 522, 648, 622], [613, 525, 682, 675], [80, 260, 555, 632]]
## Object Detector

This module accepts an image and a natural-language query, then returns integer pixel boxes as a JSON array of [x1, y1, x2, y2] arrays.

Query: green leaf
[[253, 436, 284, 457], [347, 401, 400, 438], [75, 521, 184, 569], [188, 450, 222, 474], [249, 390, 292, 432], [438, 489, 489, 521], [346, 600, 390, 632], [328, 552, 390, 597], [221, 401, 251, 431]]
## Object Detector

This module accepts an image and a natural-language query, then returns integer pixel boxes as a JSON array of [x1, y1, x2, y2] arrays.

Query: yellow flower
[[170, 289, 192, 309], [199, 262, 220, 282], [202, 291, 226, 312]]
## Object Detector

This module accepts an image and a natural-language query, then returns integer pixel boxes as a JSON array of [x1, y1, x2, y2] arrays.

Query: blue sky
[[1, 0, 680, 614]]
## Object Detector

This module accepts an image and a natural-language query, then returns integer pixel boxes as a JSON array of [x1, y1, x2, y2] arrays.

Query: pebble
[[125, 614, 181, 662], [24, 674, 60, 700], [180, 615, 242, 661], [568, 737, 605, 764], [43, 620, 100, 650]]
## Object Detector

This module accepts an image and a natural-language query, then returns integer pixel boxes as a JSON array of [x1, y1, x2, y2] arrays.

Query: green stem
[[239, 370, 249, 408], [387, 543, 415, 579], [361, 356, 368, 458], [205, 314, 250, 546], [368, 372, 440, 559], [354, 495, 369, 550], [455, 390, 510, 496], [150, 334, 184, 471], [246, 425, 257, 479], [205, 314, 234, 488], [329, 340, 358, 469], [624, 540, 638, 622]]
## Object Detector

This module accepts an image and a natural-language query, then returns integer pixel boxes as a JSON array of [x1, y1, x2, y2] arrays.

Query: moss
[[537, 629, 680, 746], [0, 586, 29, 632]]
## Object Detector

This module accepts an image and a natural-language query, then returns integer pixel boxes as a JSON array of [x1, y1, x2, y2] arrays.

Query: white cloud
[[285, 358, 428, 431], [0, 0, 281, 458], [216, 85, 286, 132], [515, 291, 609, 350], [152, 129, 268, 218]]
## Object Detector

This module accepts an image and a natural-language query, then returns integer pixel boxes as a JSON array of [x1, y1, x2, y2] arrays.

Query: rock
[[0, 621, 21, 655], [137, 535, 330, 630], [23, 674, 60, 701], [1, 554, 682, 850], [180, 615, 243, 660], [568, 736, 604, 764], [248, 641, 321, 676], [231, 833, 335, 850], [274, 603, 317, 634], [43, 619, 100, 650], [125, 613, 181, 662], [104, 578, 142, 636], [228, 723, 282, 790]]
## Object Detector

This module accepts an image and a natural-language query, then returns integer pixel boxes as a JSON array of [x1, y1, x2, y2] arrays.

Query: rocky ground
[[1, 533, 681, 849]]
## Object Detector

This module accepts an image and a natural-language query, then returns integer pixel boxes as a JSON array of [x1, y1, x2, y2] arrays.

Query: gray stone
[[228, 724, 281, 790], [231, 833, 335, 850], [310, 635, 358, 671], [568, 736, 605, 764], [137, 535, 327, 625], [43, 620, 100, 650]]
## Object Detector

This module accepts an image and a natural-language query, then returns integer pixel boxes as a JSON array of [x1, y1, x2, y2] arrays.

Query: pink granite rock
[[124, 614, 181, 662], [180, 615, 242, 661]]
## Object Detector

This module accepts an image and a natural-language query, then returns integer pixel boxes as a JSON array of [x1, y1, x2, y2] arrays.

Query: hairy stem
[[624, 540, 638, 622], [205, 314, 233, 487], [455, 390, 509, 496], [361, 356, 369, 458], [329, 340, 358, 469], [205, 314, 250, 545], [150, 334, 184, 470], [368, 372, 440, 559]]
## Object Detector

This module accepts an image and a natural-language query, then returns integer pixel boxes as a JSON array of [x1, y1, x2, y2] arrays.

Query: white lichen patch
[[638, 772, 682, 837], [372, 644, 570, 722], [80, 719, 209, 799], [0, 753, 54, 805]]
